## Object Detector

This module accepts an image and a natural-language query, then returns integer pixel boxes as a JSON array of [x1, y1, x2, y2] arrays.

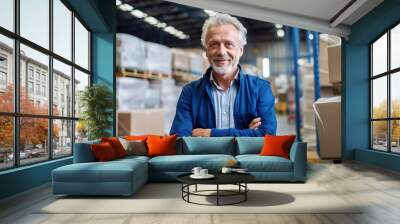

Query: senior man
[[170, 13, 277, 137]]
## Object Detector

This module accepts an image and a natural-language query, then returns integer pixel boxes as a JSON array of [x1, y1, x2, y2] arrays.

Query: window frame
[[0, 0, 92, 171], [370, 20, 400, 154]]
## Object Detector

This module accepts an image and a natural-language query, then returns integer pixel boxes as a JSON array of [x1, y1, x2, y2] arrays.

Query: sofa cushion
[[148, 154, 235, 172], [181, 137, 235, 155], [52, 158, 147, 183], [236, 155, 293, 172], [73, 140, 100, 163], [236, 137, 264, 155], [115, 155, 150, 163]]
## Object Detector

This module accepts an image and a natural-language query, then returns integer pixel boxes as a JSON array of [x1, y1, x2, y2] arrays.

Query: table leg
[[187, 184, 190, 202], [245, 183, 247, 201], [217, 184, 219, 206]]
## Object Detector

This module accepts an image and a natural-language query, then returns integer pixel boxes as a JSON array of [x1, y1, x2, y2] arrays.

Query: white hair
[[201, 13, 247, 48]]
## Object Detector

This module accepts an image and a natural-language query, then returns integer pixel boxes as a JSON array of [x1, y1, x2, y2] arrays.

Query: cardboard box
[[117, 109, 165, 136], [172, 48, 190, 71], [188, 52, 204, 75], [313, 97, 341, 159], [328, 44, 341, 83]]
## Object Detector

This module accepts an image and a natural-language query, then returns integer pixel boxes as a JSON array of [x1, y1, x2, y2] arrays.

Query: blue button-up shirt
[[210, 71, 239, 129]]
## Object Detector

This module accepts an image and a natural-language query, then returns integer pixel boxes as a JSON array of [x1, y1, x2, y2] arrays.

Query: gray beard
[[211, 63, 238, 76]]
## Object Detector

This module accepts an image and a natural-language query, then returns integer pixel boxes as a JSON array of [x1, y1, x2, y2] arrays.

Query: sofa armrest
[[289, 142, 307, 181], [73, 140, 100, 163]]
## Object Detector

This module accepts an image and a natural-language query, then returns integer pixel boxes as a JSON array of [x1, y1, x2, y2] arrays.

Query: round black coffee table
[[177, 173, 255, 206]]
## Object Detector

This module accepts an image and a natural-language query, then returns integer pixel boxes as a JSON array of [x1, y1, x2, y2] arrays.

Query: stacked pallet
[[171, 48, 204, 84], [116, 33, 147, 72], [299, 59, 316, 148], [116, 33, 172, 79]]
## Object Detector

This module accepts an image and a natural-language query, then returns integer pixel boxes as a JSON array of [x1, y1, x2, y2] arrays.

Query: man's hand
[[192, 128, 211, 137], [248, 117, 261, 129]]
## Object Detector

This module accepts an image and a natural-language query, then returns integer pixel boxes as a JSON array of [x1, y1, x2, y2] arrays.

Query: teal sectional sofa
[[52, 137, 307, 196]]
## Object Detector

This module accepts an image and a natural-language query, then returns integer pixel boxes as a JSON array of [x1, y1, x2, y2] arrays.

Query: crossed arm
[[192, 117, 262, 137]]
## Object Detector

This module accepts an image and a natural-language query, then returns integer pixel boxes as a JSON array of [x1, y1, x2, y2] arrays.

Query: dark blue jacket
[[170, 67, 277, 137]]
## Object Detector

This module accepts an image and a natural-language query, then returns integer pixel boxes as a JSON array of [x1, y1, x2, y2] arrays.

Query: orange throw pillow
[[146, 134, 177, 157], [91, 142, 117, 162], [101, 137, 127, 158], [260, 135, 296, 159], [124, 135, 148, 141]]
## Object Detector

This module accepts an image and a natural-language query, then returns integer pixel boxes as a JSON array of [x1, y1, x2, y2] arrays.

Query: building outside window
[[28, 66, 34, 80], [0, 54, 7, 89], [42, 85, 46, 97], [35, 70, 40, 81], [0, 54, 7, 67], [35, 83, 40, 95], [41, 73, 46, 83], [0, 71, 6, 85], [0, 0, 91, 170], [28, 81, 34, 94], [370, 23, 400, 154]]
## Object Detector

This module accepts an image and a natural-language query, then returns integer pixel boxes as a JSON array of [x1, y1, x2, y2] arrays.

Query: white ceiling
[[166, 0, 384, 37]]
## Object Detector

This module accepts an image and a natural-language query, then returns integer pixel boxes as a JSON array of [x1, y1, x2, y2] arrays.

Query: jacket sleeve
[[210, 80, 277, 137], [169, 86, 193, 137]]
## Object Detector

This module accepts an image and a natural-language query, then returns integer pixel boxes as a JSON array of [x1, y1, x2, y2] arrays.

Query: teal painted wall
[[0, 158, 72, 199], [0, 0, 116, 200], [343, 0, 400, 171], [91, 0, 116, 136]]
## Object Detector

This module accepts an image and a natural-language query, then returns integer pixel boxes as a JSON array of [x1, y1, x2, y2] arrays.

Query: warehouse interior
[[115, 0, 342, 158], [1, 0, 400, 223]]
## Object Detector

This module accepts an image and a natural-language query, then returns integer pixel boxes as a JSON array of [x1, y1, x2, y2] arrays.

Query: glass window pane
[[20, 0, 49, 49], [75, 120, 88, 143], [53, 119, 72, 158], [0, 0, 14, 31], [20, 117, 49, 165], [74, 69, 89, 118], [372, 121, 388, 151], [372, 33, 387, 76], [74, 17, 89, 70], [20, 44, 49, 115], [0, 116, 14, 170], [53, 59, 72, 117], [391, 120, 400, 153], [0, 34, 14, 112], [391, 24, 400, 70], [53, 0, 72, 60], [372, 77, 387, 119], [391, 72, 400, 118]]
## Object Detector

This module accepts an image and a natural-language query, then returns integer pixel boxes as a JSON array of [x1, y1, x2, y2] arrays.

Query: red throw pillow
[[101, 137, 127, 158], [260, 135, 296, 159], [91, 142, 117, 162], [146, 134, 177, 157]]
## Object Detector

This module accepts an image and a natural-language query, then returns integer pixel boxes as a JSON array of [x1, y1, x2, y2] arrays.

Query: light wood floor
[[1, 155, 400, 224]]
